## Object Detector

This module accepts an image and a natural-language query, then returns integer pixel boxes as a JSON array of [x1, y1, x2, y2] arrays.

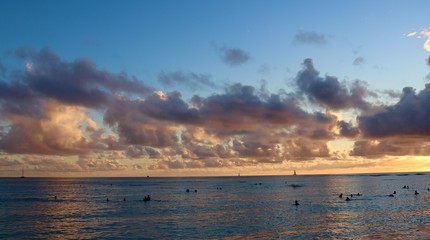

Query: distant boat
[[20, 168, 25, 179], [293, 170, 297, 176]]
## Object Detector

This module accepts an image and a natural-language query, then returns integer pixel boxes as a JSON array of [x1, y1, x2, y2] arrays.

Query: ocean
[[1, 173, 430, 239]]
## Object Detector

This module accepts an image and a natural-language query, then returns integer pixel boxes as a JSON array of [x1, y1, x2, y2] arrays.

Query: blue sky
[[1, 1, 430, 176], [2, 0, 428, 92]]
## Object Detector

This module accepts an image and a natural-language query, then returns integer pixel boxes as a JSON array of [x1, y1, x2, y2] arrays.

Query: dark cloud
[[359, 85, 430, 137], [338, 120, 360, 137], [284, 138, 330, 161], [293, 30, 327, 45], [296, 58, 371, 110], [0, 80, 43, 117], [10, 47, 152, 108], [158, 71, 216, 90], [427, 56, 430, 67], [353, 57, 366, 66], [348, 139, 430, 158], [198, 83, 317, 136], [103, 94, 187, 147], [218, 46, 250, 66]]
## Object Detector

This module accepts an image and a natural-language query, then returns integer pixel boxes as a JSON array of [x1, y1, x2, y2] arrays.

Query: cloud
[[11, 47, 430, 172], [405, 28, 430, 53], [353, 57, 366, 66], [404, 31, 417, 37], [427, 56, 430, 67], [77, 155, 127, 171], [126, 145, 161, 158], [217, 46, 250, 66], [295, 58, 371, 110], [293, 30, 327, 46], [359, 85, 430, 138], [0, 156, 21, 167], [11, 47, 153, 108], [350, 139, 430, 158], [158, 71, 216, 90], [426, 38, 430, 52], [0, 47, 155, 156], [102, 80, 339, 169], [337, 120, 360, 137], [0, 100, 100, 155], [22, 156, 82, 172], [0, 49, 355, 172]]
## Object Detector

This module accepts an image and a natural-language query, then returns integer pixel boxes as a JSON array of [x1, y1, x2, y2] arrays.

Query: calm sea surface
[[2, 174, 430, 239]]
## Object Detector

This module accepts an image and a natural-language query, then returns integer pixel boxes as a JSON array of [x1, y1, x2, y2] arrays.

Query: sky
[[1, 0, 430, 177]]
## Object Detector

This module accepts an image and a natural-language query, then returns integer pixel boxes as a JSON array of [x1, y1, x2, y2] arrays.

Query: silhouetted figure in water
[[339, 193, 343, 198], [144, 195, 151, 202], [350, 194, 353, 198], [356, 193, 361, 196], [393, 191, 396, 194], [388, 194, 394, 197], [186, 189, 190, 193], [106, 198, 110, 202], [123, 197, 126, 201], [54, 195, 57, 200], [428, 188, 430, 191], [415, 190, 419, 195], [345, 197, 351, 201], [194, 190, 197, 193], [407, 185, 410, 189], [403, 185, 407, 189], [294, 200, 300, 206]]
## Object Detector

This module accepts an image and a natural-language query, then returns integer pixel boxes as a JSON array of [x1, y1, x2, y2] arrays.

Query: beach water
[[1, 173, 430, 239]]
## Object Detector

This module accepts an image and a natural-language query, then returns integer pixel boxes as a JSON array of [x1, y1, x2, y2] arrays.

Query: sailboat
[[293, 170, 297, 176], [20, 168, 25, 178]]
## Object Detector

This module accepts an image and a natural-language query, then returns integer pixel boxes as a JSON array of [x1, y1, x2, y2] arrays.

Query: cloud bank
[[1, 47, 430, 174]]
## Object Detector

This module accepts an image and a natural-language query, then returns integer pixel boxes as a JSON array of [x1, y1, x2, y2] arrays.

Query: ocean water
[[1, 174, 430, 239]]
